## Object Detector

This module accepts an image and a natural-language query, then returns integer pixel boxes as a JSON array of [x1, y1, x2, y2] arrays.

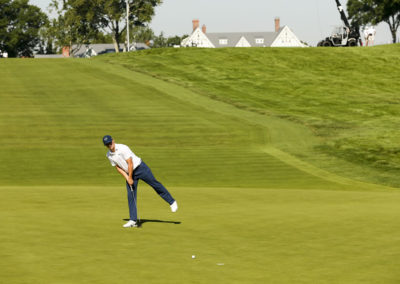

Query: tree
[[347, 0, 400, 43], [48, 0, 102, 56], [0, 0, 48, 57], [49, 0, 162, 53], [131, 25, 154, 45], [152, 31, 167, 48], [167, 35, 188, 47], [96, 0, 162, 52], [130, 26, 188, 48], [37, 24, 58, 54], [92, 32, 114, 44]]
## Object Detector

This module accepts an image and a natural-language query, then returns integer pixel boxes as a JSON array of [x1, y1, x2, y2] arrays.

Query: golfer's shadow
[[123, 218, 181, 227]]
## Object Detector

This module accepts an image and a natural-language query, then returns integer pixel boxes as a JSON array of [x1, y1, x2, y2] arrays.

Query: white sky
[[31, 0, 398, 46]]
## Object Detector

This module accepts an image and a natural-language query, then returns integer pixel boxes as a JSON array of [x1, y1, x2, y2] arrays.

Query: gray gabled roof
[[73, 43, 150, 57], [73, 44, 122, 57], [205, 27, 284, 47], [34, 54, 64, 58]]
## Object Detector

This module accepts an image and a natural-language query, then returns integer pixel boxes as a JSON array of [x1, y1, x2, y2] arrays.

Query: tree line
[[0, 0, 187, 57], [1, 0, 399, 57], [347, 0, 400, 44]]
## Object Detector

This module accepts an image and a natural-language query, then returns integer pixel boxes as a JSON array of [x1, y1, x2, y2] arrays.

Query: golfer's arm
[[115, 166, 129, 181], [115, 158, 134, 183], [126, 158, 133, 180]]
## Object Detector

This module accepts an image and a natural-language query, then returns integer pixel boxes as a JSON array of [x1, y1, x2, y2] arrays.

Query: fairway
[[1, 47, 400, 283]]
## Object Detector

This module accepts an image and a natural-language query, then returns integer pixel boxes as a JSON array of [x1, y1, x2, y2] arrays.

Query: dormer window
[[219, 39, 228, 45], [255, 38, 264, 44]]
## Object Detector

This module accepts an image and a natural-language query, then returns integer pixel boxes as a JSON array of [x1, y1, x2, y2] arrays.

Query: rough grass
[[96, 45, 400, 187]]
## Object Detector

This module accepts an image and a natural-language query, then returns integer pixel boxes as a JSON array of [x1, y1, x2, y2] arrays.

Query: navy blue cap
[[102, 135, 113, 146]]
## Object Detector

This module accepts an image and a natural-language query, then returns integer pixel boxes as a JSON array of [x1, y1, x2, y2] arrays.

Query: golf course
[[1, 45, 400, 283]]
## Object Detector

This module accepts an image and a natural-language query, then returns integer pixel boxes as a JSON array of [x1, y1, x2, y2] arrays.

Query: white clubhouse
[[181, 18, 305, 48]]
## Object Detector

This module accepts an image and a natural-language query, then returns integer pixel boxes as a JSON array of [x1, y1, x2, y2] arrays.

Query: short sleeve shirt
[[106, 144, 142, 173]]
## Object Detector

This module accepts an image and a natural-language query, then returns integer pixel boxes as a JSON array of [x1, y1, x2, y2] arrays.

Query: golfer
[[103, 135, 178, 228]]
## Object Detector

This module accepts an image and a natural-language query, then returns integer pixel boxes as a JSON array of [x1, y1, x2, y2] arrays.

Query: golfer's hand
[[127, 178, 134, 185]]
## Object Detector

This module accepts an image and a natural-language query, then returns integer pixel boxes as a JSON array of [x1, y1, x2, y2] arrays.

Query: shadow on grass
[[123, 218, 181, 227]]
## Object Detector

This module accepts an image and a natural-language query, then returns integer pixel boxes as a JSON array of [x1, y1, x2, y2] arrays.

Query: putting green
[[1, 185, 400, 283]]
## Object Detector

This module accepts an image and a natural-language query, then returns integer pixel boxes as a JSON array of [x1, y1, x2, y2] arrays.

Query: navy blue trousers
[[125, 161, 175, 221]]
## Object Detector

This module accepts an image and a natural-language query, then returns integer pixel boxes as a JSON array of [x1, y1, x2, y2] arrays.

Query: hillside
[[1, 46, 400, 188], [0, 56, 336, 189], [2, 46, 400, 284], [96, 45, 400, 187]]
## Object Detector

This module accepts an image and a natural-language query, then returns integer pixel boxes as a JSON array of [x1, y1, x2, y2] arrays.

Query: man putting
[[103, 135, 178, 228]]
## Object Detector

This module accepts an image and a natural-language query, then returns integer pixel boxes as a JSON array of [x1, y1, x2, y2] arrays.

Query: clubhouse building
[[181, 18, 305, 48]]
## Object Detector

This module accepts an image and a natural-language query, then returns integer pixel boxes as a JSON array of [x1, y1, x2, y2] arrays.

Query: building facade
[[181, 18, 305, 48]]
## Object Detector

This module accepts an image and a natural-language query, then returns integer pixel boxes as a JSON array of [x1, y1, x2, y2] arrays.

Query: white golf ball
[[192, 255, 196, 259]]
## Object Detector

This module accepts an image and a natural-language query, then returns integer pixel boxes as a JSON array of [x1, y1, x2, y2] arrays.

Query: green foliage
[[93, 0, 162, 51], [348, 0, 400, 43], [131, 27, 188, 47], [0, 0, 48, 57], [131, 25, 154, 44], [36, 25, 58, 54], [47, 0, 161, 53], [91, 32, 114, 44], [101, 0, 162, 51], [48, 0, 103, 55], [152, 32, 190, 47], [152, 31, 167, 47], [167, 34, 189, 47]]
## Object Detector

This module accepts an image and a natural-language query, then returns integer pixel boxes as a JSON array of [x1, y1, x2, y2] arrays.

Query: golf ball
[[192, 255, 196, 259]]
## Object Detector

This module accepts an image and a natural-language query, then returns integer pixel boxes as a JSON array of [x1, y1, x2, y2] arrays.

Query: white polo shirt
[[106, 144, 142, 173]]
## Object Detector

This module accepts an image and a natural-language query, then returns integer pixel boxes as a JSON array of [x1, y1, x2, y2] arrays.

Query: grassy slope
[[1, 48, 400, 283], [96, 45, 400, 187], [0, 58, 339, 189]]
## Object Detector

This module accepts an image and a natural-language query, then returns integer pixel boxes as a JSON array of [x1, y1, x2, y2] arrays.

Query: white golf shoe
[[123, 220, 137, 228], [170, 201, 178, 212]]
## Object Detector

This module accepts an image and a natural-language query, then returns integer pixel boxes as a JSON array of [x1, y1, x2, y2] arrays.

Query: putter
[[129, 184, 141, 227]]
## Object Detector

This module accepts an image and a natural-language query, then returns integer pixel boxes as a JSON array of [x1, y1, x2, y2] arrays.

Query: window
[[255, 38, 264, 44], [219, 39, 228, 45]]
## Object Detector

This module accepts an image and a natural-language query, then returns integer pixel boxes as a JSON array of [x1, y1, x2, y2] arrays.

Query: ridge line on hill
[[80, 59, 393, 191], [262, 146, 393, 190]]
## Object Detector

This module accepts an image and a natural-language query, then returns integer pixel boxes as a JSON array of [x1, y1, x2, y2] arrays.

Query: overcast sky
[[31, 0, 398, 46]]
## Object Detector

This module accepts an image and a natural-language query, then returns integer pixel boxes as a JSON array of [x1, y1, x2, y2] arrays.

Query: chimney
[[62, 46, 70, 57], [202, 24, 207, 34], [275, 17, 280, 32], [192, 19, 200, 31]]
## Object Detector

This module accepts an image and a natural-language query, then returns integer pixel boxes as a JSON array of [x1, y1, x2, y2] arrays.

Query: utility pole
[[126, 0, 130, 52]]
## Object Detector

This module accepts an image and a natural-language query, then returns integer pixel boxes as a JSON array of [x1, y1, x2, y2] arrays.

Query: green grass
[[1, 185, 400, 283], [0, 58, 340, 189], [1, 46, 400, 283], [96, 45, 400, 187]]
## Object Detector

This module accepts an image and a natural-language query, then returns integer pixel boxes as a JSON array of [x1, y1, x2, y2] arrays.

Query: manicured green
[[0, 46, 400, 283], [1, 185, 400, 283]]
